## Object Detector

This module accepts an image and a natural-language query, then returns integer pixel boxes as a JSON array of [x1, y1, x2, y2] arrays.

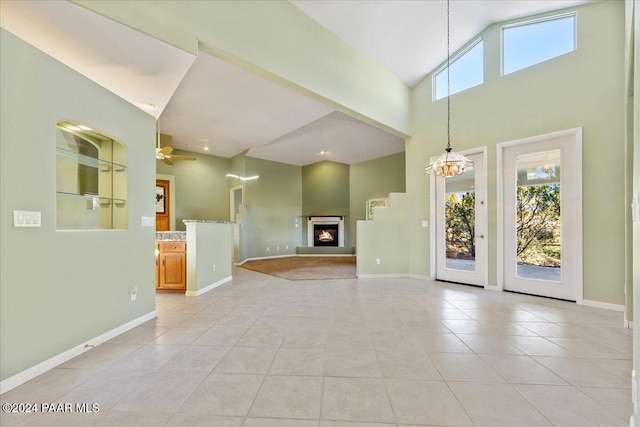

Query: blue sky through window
[[503, 14, 575, 75], [434, 40, 483, 100]]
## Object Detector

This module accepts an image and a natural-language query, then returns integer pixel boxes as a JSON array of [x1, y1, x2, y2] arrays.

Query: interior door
[[155, 179, 170, 231], [435, 151, 487, 287], [501, 130, 582, 301]]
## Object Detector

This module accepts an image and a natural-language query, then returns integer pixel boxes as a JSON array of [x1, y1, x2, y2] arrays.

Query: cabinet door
[[159, 242, 186, 289], [160, 252, 185, 289]]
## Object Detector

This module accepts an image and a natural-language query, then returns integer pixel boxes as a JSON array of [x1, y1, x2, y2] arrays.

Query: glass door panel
[[515, 150, 562, 282], [445, 168, 476, 272]]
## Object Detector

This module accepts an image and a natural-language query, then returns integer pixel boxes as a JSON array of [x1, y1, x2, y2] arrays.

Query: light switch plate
[[421, 220, 429, 227], [13, 210, 41, 227], [140, 216, 155, 227]]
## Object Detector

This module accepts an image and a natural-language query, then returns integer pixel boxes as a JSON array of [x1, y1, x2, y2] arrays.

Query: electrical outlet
[[267, 246, 270, 251], [277, 246, 280, 250], [212, 264, 216, 272], [286, 245, 289, 250], [130, 286, 137, 302], [376, 258, 381, 265]]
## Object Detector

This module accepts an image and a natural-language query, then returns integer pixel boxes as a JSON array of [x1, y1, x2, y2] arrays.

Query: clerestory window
[[503, 13, 576, 75], [433, 39, 484, 101]]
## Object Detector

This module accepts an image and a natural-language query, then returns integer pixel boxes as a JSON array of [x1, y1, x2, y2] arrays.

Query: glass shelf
[[56, 147, 126, 172], [56, 191, 126, 205]]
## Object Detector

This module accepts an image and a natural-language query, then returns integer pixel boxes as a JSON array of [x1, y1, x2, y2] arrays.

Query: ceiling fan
[[156, 134, 196, 165]]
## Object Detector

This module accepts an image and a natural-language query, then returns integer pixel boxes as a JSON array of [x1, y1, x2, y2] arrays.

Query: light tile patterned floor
[[0, 267, 632, 426]]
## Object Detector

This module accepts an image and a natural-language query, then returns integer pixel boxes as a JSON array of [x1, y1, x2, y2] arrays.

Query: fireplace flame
[[318, 230, 334, 242]]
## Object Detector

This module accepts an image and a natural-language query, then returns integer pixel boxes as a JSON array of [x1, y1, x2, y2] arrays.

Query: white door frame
[[430, 147, 488, 288], [497, 127, 583, 303], [230, 185, 243, 222]]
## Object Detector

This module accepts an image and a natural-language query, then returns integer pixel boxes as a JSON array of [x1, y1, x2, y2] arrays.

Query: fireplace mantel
[[307, 216, 344, 247]]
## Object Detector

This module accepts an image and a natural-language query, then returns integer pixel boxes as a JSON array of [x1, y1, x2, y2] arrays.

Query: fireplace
[[307, 216, 344, 247], [314, 223, 339, 246]]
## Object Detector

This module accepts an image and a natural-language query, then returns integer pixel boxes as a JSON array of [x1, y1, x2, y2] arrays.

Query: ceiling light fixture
[[425, 0, 473, 178], [203, 146, 210, 151], [225, 173, 259, 181]]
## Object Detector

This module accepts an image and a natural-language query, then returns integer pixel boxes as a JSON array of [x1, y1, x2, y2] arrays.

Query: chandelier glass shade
[[425, 147, 474, 178], [425, 0, 473, 178]]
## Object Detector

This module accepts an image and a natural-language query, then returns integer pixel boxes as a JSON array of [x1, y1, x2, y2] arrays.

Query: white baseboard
[[235, 254, 354, 266], [357, 273, 410, 279], [186, 276, 232, 296], [582, 299, 625, 312], [298, 254, 356, 257], [235, 254, 293, 265], [0, 310, 157, 395], [624, 314, 634, 329]]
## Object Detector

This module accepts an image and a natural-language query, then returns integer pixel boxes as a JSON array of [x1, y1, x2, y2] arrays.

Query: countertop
[[155, 231, 186, 241]]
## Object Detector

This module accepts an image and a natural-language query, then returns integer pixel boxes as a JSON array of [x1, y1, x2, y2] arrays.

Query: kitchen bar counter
[[156, 231, 186, 241]]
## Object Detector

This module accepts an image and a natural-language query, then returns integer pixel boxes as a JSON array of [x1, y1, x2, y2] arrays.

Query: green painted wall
[[302, 161, 351, 246], [357, 192, 410, 275], [243, 156, 303, 259], [0, 29, 157, 381], [74, 0, 410, 137], [349, 153, 406, 246], [186, 222, 233, 293], [404, 1, 627, 304], [156, 150, 231, 230]]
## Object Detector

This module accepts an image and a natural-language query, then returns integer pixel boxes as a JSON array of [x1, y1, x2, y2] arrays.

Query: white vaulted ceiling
[[1, 0, 596, 166], [290, 0, 595, 87], [0, 0, 196, 120]]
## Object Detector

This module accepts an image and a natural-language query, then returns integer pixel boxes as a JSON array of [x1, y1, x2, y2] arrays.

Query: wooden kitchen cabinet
[[156, 241, 186, 290]]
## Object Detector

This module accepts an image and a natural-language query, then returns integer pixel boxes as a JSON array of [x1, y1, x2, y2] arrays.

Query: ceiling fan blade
[[161, 157, 173, 165], [170, 155, 197, 161], [157, 147, 173, 155]]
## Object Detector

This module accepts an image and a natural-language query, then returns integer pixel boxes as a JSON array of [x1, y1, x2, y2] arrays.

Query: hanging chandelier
[[425, 0, 473, 178]]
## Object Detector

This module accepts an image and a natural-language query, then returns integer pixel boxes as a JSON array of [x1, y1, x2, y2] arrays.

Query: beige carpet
[[240, 256, 356, 281]]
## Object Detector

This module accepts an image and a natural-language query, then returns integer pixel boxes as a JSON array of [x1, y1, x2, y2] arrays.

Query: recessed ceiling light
[[140, 102, 156, 110], [203, 146, 210, 151], [320, 151, 326, 155]]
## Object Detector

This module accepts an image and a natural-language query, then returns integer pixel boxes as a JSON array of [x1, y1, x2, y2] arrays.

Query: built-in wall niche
[[56, 121, 127, 229]]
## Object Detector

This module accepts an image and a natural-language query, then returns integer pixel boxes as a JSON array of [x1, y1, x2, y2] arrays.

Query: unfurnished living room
[[1, 0, 639, 426]]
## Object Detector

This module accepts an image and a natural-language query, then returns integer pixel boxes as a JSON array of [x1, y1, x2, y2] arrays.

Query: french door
[[499, 129, 582, 302], [435, 151, 487, 287]]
